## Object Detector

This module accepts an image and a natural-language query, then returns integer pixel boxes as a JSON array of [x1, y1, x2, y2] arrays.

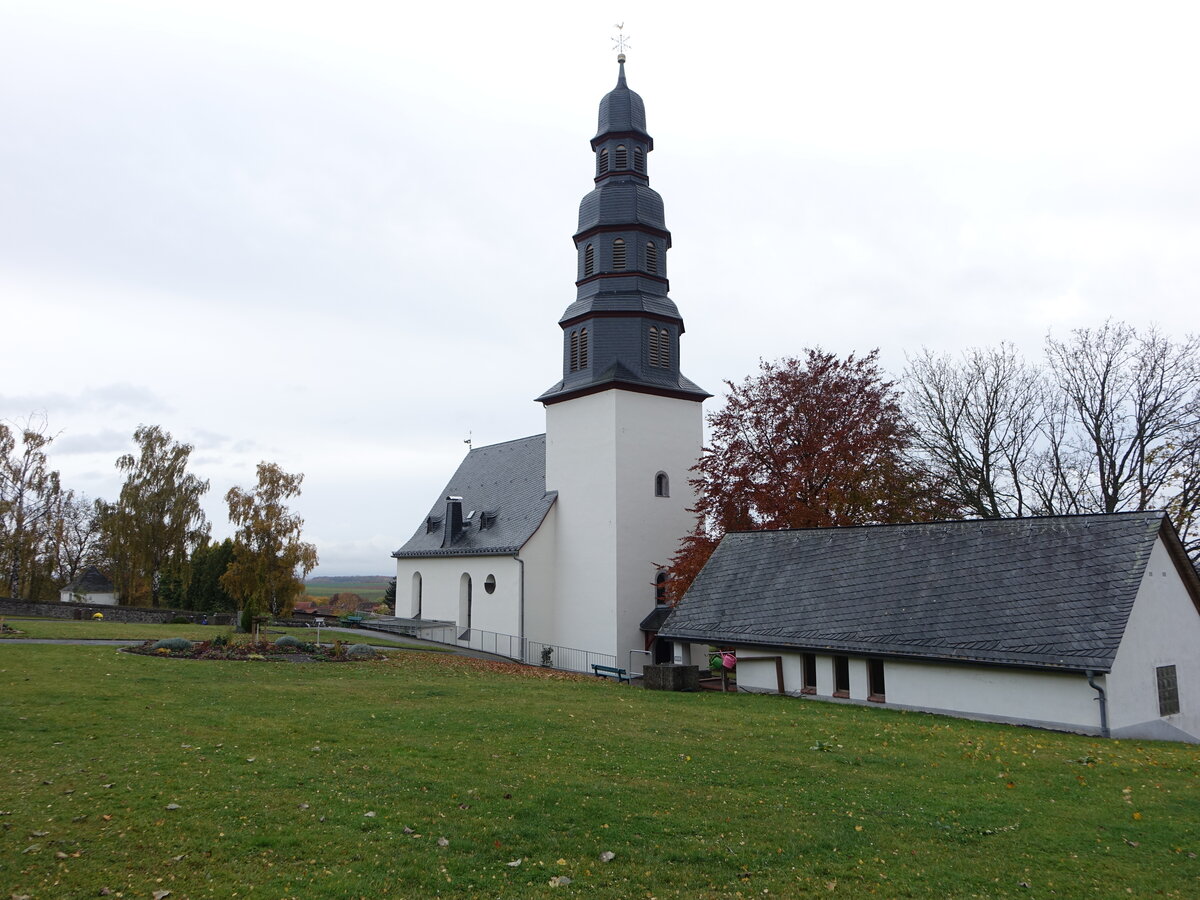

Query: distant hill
[[307, 576, 392, 586], [304, 575, 393, 603]]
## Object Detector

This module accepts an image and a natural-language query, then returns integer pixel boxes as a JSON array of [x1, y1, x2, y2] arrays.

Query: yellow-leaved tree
[[221, 462, 318, 620]]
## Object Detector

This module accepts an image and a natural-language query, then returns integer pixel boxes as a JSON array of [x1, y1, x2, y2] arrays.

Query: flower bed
[[122, 636, 377, 663]]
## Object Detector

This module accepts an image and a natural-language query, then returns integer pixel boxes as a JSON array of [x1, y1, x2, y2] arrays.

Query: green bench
[[592, 664, 629, 683]]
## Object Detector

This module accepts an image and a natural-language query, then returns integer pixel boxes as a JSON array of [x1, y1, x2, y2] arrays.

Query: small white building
[[60, 565, 119, 606], [660, 512, 1200, 743]]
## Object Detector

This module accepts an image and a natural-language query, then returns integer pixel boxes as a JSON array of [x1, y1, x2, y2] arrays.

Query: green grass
[[1, 646, 1198, 898], [303, 579, 389, 603], [0, 618, 447, 651]]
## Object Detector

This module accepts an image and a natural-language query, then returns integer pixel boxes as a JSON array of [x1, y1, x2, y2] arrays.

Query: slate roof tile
[[393, 434, 555, 559], [660, 512, 1172, 672]]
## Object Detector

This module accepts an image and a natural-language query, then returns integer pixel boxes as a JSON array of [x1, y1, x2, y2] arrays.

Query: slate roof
[[393, 434, 556, 558], [594, 59, 649, 140], [660, 512, 1190, 672], [63, 565, 116, 594]]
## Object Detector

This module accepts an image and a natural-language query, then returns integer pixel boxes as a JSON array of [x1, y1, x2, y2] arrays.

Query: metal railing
[[360, 617, 618, 675]]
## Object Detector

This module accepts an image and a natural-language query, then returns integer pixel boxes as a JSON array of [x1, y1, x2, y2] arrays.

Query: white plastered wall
[[735, 649, 1103, 733], [546, 389, 702, 662], [1106, 536, 1200, 742], [59, 591, 118, 606], [393, 555, 523, 639]]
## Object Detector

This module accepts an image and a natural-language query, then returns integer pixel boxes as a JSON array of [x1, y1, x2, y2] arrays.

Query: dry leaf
[[152, 891, 171, 900], [364, 811, 376, 818], [599, 851, 616, 863], [298, 803, 310, 810], [165, 804, 181, 810], [437, 836, 449, 847], [507, 859, 523, 867], [403, 826, 414, 834], [30, 831, 49, 837], [549, 875, 572, 887], [55, 851, 69, 859]]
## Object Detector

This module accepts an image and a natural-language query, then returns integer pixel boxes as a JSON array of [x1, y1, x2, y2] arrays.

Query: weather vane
[[464, 430, 472, 450], [612, 23, 630, 58]]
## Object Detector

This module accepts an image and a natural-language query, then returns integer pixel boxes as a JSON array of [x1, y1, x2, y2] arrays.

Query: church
[[392, 54, 707, 670]]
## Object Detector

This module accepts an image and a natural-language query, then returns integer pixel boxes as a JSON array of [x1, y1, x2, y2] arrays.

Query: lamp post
[[315, 617, 324, 648]]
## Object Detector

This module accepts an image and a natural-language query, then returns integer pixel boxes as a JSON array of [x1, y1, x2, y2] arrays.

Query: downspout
[[1086, 670, 1110, 738], [514, 554, 525, 650]]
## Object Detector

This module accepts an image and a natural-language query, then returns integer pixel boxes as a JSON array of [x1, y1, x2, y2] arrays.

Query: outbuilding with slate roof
[[660, 512, 1200, 742], [60, 565, 119, 606]]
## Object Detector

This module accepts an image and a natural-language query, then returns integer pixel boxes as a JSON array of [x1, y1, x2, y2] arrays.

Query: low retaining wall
[[0, 597, 233, 626]]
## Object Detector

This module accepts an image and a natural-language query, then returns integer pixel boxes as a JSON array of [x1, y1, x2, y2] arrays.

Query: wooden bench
[[592, 664, 630, 683]]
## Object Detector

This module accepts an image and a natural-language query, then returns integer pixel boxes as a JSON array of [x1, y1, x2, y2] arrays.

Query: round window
[[484, 574, 497, 594]]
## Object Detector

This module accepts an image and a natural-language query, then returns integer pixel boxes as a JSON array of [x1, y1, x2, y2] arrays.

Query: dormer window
[[479, 511, 497, 530], [612, 238, 626, 270], [425, 515, 443, 534], [634, 147, 645, 173], [615, 144, 627, 169], [645, 242, 658, 275], [598, 148, 609, 174], [584, 243, 594, 277]]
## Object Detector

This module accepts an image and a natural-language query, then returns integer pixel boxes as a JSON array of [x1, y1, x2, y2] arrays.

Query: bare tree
[[904, 344, 1044, 518], [1045, 321, 1200, 515]]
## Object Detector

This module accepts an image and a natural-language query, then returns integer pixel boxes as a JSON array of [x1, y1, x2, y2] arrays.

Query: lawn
[[1, 645, 1198, 899], [0, 618, 446, 651]]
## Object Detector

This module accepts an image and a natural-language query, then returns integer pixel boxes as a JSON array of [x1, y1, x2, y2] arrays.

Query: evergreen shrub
[[150, 637, 194, 652]]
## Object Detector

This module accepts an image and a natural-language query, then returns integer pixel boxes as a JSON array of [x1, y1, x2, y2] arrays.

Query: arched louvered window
[[615, 145, 627, 169], [645, 242, 658, 275], [658, 328, 670, 367], [654, 472, 669, 499], [612, 238, 626, 270], [648, 326, 660, 367], [634, 147, 645, 173], [569, 330, 580, 371], [578, 327, 589, 368], [598, 148, 609, 175], [583, 243, 594, 277]]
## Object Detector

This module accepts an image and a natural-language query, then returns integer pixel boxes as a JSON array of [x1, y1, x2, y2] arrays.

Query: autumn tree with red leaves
[[667, 349, 952, 601]]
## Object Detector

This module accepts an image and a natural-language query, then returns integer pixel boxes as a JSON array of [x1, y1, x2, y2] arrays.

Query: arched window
[[612, 238, 626, 270], [459, 573, 472, 637], [645, 242, 658, 274], [578, 327, 589, 368], [648, 326, 660, 367], [654, 472, 669, 498], [569, 330, 580, 371], [411, 571, 422, 618], [583, 243, 594, 277], [598, 147, 609, 174], [655, 569, 669, 603], [634, 146, 645, 173], [615, 144, 627, 169], [658, 328, 670, 367]]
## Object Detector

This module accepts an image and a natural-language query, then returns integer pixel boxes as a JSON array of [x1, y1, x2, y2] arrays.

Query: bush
[[346, 643, 375, 659], [212, 632, 230, 648], [150, 637, 194, 652], [239, 608, 254, 633], [169, 616, 190, 624], [275, 635, 301, 648]]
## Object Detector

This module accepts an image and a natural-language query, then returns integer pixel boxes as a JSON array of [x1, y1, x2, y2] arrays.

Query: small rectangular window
[[833, 656, 850, 698], [868, 659, 886, 702], [1157, 665, 1180, 716], [801, 654, 817, 695]]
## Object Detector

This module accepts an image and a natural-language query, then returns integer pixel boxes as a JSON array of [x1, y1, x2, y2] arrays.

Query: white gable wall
[[1106, 536, 1200, 742]]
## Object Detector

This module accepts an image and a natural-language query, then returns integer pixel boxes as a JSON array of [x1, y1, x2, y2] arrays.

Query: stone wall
[[0, 597, 233, 626]]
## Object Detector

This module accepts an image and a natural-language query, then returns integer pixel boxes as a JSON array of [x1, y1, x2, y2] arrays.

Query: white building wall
[[59, 590, 118, 606], [520, 505, 558, 650], [394, 555, 523, 639], [1106, 537, 1200, 742], [546, 389, 703, 662], [735, 649, 1103, 733]]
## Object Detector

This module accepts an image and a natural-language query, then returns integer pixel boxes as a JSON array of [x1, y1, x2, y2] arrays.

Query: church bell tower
[[540, 54, 708, 665]]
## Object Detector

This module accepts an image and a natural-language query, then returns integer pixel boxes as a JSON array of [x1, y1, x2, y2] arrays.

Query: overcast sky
[[2, 1, 1197, 575]]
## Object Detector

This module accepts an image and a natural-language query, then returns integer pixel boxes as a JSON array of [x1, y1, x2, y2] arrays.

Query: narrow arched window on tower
[[645, 242, 658, 275], [659, 328, 671, 367], [648, 326, 660, 367], [612, 238, 626, 270], [579, 327, 589, 368], [634, 147, 645, 173], [583, 243, 594, 277], [569, 330, 580, 371], [615, 144, 627, 169], [598, 148, 609, 175], [654, 472, 670, 499]]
